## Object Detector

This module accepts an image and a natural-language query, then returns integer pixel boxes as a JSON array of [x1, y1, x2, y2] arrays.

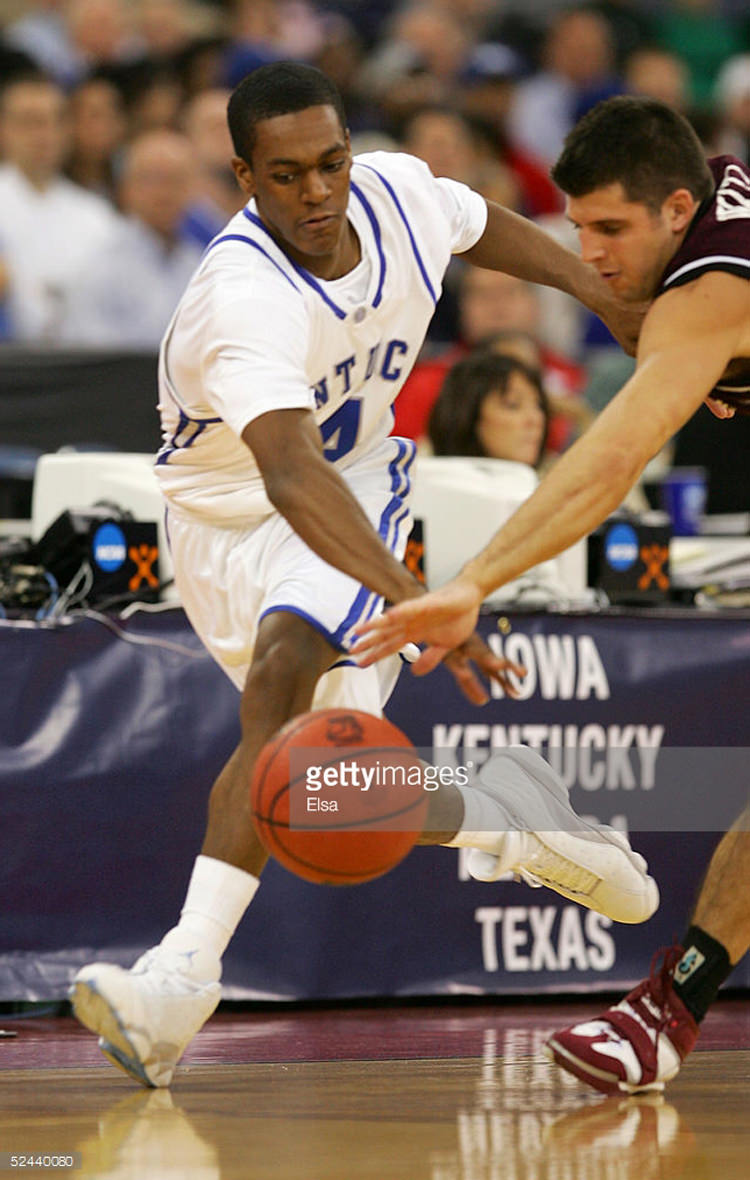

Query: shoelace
[[516, 842, 601, 896], [626, 944, 685, 1032]]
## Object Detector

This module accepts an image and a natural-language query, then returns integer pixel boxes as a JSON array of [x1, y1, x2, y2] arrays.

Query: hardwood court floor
[[0, 998, 748, 1179]]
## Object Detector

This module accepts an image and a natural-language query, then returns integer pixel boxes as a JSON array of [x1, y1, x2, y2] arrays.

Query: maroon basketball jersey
[[657, 155, 750, 411]]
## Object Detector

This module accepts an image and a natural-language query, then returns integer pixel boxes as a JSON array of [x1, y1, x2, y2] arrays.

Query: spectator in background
[[65, 73, 127, 199], [180, 86, 245, 246], [311, 13, 376, 133], [508, 7, 622, 167], [393, 267, 585, 450], [585, 0, 657, 72], [221, 0, 329, 88], [111, 58, 185, 135], [3, 1, 74, 85], [624, 45, 690, 112], [400, 103, 517, 205], [713, 55, 750, 164], [0, 70, 117, 342], [457, 41, 563, 218], [20, 0, 141, 87], [421, 351, 587, 604], [136, 0, 207, 61], [655, 0, 743, 110], [358, 2, 473, 130], [399, 104, 519, 345], [428, 351, 549, 469], [59, 128, 202, 349]]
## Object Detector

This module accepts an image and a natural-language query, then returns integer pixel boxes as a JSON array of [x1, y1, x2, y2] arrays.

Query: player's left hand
[[441, 633, 525, 706], [352, 577, 525, 705], [353, 576, 482, 665]]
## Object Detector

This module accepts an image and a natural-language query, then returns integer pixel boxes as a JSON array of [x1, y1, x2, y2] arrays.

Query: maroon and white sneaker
[[544, 947, 700, 1094]]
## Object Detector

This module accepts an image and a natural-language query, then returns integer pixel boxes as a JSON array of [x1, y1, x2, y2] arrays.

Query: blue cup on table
[[659, 467, 707, 536]]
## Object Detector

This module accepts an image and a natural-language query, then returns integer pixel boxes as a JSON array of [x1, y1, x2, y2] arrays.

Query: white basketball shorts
[[165, 435, 416, 714]]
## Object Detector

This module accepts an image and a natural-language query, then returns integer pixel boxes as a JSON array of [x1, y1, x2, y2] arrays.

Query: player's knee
[[240, 624, 330, 736]]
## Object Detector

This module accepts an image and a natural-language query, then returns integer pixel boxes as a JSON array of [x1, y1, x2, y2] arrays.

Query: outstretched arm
[[464, 200, 646, 354], [353, 272, 749, 665]]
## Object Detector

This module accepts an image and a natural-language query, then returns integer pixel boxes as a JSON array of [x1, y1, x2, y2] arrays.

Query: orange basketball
[[250, 709, 429, 885]]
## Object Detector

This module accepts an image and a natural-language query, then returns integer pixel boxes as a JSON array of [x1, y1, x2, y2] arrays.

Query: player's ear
[[232, 155, 255, 198], [664, 188, 696, 233]]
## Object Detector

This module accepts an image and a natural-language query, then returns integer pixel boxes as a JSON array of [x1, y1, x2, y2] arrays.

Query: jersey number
[[320, 399, 362, 462]]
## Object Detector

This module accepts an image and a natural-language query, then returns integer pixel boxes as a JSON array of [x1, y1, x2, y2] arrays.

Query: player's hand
[[704, 395, 736, 420], [441, 633, 526, 706], [352, 576, 483, 665]]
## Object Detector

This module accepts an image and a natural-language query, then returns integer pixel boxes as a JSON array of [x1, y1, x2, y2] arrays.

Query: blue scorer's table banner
[[0, 607, 749, 1001]]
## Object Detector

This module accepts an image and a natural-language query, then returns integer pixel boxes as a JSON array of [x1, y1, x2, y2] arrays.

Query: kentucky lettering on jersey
[[658, 155, 750, 413], [154, 151, 487, 525]]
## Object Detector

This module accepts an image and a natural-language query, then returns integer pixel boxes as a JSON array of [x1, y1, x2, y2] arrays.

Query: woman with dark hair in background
[[428, 350, 549, 468]]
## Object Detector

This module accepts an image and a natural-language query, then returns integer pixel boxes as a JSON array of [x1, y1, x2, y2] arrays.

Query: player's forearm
[[460, 437, 640, 599], [465, 201, 606, 312], [266, 463, 422, 606]]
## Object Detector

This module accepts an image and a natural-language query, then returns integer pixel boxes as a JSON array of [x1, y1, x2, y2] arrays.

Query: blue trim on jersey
[[332, 438, 416, 648], [206, 232, 302, 292], [156, 407, 223, 466], [350, 179, 386, 308], [242, 210, 347, 320], [356, 163, 437, 305]]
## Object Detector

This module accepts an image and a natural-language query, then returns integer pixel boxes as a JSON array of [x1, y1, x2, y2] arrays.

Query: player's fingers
[[481, 658, 525, 699], [411, 644, 449, 677], [441, 652, 489, 706], [455, 637, 526, 698], [350, 624, 407, 665]]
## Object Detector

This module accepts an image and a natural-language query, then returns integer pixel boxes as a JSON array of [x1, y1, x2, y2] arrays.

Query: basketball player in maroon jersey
[[354, 95, 750, 1093]]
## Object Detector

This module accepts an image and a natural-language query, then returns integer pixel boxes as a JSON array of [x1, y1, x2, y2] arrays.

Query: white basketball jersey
[[155, 151, 487, 525]]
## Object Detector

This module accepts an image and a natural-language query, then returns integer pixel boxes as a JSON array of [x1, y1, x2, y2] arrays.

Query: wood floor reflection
[[0, 1001, 748, 1178]]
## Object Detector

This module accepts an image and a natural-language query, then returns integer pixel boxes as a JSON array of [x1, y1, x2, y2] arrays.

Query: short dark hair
[[227, 61, 347, 163], [428, 351, 549, 465], [551, 96, 713, 210]]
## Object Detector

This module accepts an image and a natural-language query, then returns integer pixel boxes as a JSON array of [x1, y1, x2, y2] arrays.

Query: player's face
[[567, 182, 695, 302], [233, 105, 355, 278], [476, 371, 547, 467]]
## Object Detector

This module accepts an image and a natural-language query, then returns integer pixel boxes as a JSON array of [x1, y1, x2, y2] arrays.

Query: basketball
[[250, 709, 429, 885]]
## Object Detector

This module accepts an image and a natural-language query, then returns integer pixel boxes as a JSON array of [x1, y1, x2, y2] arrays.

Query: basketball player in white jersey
[[70, 64, 656, 1088]]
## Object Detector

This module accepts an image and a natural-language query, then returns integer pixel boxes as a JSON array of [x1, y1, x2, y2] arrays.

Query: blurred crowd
[[1, 0, 749, 458]]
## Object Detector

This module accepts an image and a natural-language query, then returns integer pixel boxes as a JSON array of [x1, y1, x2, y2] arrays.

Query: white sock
[[442, 782, 514, 855], [159, 855, 260, 981]]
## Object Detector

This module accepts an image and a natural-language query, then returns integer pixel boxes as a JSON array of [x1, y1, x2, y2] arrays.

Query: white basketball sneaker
[[70, 946, 222, 1088], [462, 747, 659, 924]]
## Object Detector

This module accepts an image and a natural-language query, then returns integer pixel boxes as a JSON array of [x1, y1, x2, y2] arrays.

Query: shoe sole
[[69, 979, 156, 1088], [544, 1038, 666, 1095]]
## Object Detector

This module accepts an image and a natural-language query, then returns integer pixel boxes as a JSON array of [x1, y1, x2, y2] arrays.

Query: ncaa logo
[[93, 522, 127, 571], [605, 522, 638, 572]]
